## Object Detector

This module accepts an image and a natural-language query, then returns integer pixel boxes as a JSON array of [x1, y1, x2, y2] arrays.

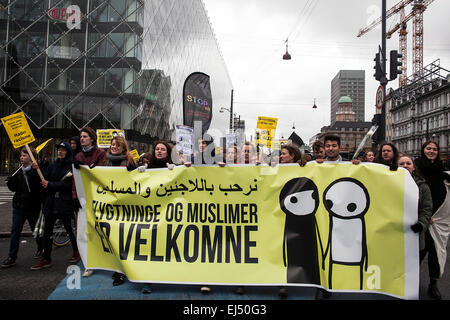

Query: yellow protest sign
[[129, 149, 140, 164], [256, 129, 276, 148], [74, 163, 419, 299], [1, 112, 35, 148], [256, 116, 278, 130], [256, 117, 277, 148], [96, 129, 125, 148]]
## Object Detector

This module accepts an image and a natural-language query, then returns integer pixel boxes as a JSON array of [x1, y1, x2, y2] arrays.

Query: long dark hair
[[281, 144, 302, 163], [152, 140, 173, 164], [420, 140, 440, 161], [375, 142, 399, 165]]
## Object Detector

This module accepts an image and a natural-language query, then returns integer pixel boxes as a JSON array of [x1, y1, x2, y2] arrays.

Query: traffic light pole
[[380, 0, 387, 143]]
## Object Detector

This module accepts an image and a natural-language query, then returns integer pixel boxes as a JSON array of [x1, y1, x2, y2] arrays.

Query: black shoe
[[315, 288, 332, 300], [235, 286, 245, 295], [428, 283, 442, 300], [1, 257, 16, 268], [33, 250, 43, 259], [278, 287, 288, 298], [142, 285, 152, 294], [112, 273, 126, 286]]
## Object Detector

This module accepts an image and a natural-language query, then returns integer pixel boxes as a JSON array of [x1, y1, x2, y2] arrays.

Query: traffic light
[[373, 52, 383, 81], [390, 50, 403, 81]]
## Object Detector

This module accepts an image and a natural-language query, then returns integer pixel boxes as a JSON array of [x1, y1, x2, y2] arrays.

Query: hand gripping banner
[[74, 163, 420, 299]]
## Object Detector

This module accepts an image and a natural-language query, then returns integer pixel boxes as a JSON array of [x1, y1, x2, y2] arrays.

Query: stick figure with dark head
[[279, 177, 321, 284], [322, 178, 370, 290]]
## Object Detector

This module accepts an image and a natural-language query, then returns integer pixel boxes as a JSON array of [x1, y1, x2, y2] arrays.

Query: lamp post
[[219, 107, 237, 132]]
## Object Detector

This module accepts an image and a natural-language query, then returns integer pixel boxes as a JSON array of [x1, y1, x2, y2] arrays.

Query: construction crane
[[358, 0, 435, 86], [386, 0, 435, 83]]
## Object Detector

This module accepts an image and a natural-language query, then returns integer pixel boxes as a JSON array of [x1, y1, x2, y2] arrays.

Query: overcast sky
[[203, 0, 450, 143]]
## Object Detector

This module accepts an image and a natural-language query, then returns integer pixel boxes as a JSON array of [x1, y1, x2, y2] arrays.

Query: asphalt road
[[0, 175, 449, 300]]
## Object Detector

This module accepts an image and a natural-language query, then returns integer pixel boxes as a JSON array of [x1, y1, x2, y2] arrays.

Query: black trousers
[[419, 230, 440, 279], [43, 212, 78, 262]]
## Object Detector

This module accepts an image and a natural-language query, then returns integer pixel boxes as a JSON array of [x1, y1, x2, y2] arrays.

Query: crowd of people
[[1, 127, 448, 300]]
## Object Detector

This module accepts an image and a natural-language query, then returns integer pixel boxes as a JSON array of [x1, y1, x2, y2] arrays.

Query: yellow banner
[[74, 163, 419, 299], [36, 138, 53, 154], [1, 112, 35, 148]]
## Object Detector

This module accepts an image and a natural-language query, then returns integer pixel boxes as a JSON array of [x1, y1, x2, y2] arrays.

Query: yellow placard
[[97, 129, 125, 148], [256, 128, 276, 148], [256, 116, 278, 130], [1, 112, 35, 148], [74, 163, 420, 299], [129, 149, 139, 164]]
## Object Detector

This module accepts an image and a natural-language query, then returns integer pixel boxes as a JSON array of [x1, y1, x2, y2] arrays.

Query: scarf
[[22, 165, 32, 192], [82, 145, 94, 153]]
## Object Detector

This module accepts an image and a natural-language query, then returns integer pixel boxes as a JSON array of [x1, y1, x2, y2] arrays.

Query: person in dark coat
[[375, 142, 399, 171], [138, 140, 174, 171], [69, 136, 82, 157], [414, 141, 450, 299], [1, 147, 44, 268], [398, 155, 433, 251], [31, 142, 80, 270]]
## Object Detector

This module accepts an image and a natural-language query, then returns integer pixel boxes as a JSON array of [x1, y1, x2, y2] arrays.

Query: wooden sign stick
[[25, 144, 45, 182]]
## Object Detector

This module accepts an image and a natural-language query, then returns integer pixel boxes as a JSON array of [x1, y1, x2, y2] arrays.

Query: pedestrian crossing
[[0, 186, 13, 205]]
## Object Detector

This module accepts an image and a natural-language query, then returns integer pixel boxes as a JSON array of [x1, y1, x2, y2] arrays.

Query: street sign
[[375, 85, 385, 109]]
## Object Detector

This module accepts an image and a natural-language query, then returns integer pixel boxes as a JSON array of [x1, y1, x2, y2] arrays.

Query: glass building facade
[[0, 0, 233, 173]]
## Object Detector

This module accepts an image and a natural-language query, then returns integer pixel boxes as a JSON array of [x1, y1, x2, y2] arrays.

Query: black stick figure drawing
[[322, 178, 370, 290], [279, 177, 321, 284]]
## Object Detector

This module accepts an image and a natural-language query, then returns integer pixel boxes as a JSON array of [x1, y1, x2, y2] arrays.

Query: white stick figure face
[[280, 178, 319, 217], [283, 190, 316, 216], [323, 178, 370, 219]]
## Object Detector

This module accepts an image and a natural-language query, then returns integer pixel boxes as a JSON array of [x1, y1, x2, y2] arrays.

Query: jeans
[[43, 212, 78, 262], [9, 208, 43, 260]]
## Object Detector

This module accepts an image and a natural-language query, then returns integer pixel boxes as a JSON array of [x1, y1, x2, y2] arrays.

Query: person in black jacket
[[31, 142, 80, 270], [414, 141, 450, 300], [1, 147, 44, 268], [69, 136, 82, 157], [374, 142, 399, 171]]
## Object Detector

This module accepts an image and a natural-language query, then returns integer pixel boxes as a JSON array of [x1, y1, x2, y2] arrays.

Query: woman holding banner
[[414, 141, 450, 300], [104, 135, 136, 285], [138, 140, 174, 171], [73, 126, 106, 277], [398, 154, 433, 251]]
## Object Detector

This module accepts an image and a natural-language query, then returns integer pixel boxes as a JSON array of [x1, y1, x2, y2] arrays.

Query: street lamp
[[220, 107, 235, 131], [283, 39, 291, 60]]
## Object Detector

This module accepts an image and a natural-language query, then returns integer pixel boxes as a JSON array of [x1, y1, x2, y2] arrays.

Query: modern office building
[[386, 60, 449, 163], [0, 0, 233, 174], [331, 70, 365, 125]]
